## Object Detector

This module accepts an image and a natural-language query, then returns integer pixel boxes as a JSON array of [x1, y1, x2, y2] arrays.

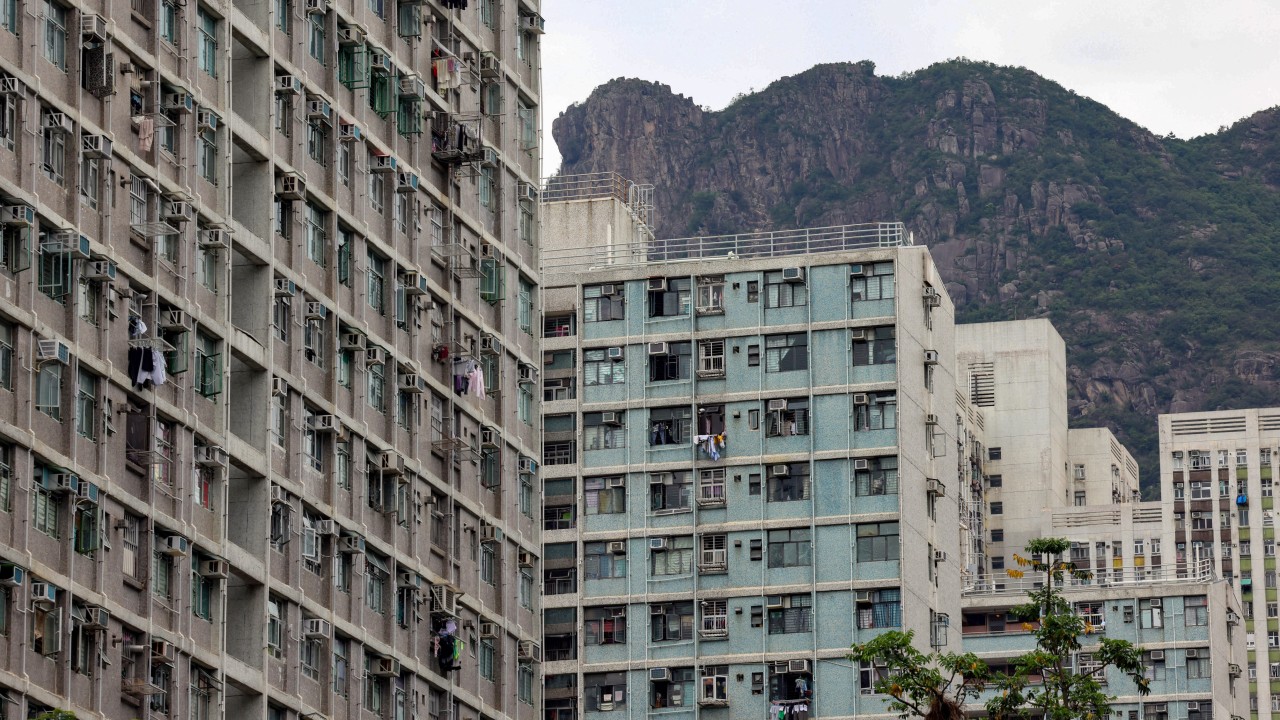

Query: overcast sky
[[540, 0, 1280, 175]]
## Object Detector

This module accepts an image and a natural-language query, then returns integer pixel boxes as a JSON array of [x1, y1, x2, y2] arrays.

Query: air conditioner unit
[[520, 13, 545, 34], [923, 349, 940, 364], [196, 109, 218, 132], [517, 456, 536, 474], [933, 550, 947, 563], [647, 342, 669, 356], [649, 537, 668, 551], [517, 640, 541, 662], [849, 328, 867, 341], [1185, 648, 1198, 658], [430, 585, 459, 616], [398, 75, 426, 99], [1149, 598, 1162, 608], [368, 51, 392, 75], [600, 284, 618, 296], [518, 363, 537, 384], [925, 413, 939, 425], [518, 182, 538, 204], [314, 519, 337, 535], [81, 133, 113, 159], [276, 75, 303, 96], [479, 524, 503, 544], [788, 659, 811, 673], [338, 535, 365, 554], [31, 581, 57, 606], [607, 346, 624, 360], [855, 590, 872, 604], [300, 301, 327, 321], [164, 200, 193, 223], [647, 277, 667, 291], [922, 286, 941, 307], [269, 485, 287, 504], [770, 464, 790, 478], [194, 445, 228, 468], [304, 0, 326, 13], [852, 393, 869, 405], [79, 12, 108, 39], [275, 172, 306, 200], [83, 605, 110, 629], [479, 147, 499, 167], [365, 346, 387, 366], [650, 668, 670, 681], [338, 119, 363, 142], [340, 332, 366, 350], [199, 559, 228, 579], [48, 471, 75, 493], [273, 278, 297, 297], [767, 399, 788, 411], [163, 92, 194, 114], [478, 621, 499, 639], [337, 25, 364, 45], [0, 564, 25, 587], [517, 550, 534, 567], [303, 618, 331, 637], [36, 339, 70, 364], [606, 477, 625, 488], [44, 112, 74, 134], [478, 52, 501, 79], [480, 425, 498, 447], [379, 451, 405, 476], [85, 260, 117, 281], [853, 459, 870, 471], [850, 263, 865, 277], [371, 154, 397, 173], [765, 596, 784, 609], [308, 414, 341, 433], [1148, 650, 1164, 660], [398, 373, 425, 393], [600, 411, 621, 426], [401, 270, 428, 295], [198, 227, 230, 249], [271, 377, 288, 397], [2, 204, 35, 226], [1186, 702, 1200, 711], [396, 172, 419, 193], [927, 478, 945, 496], [598, 702, 615, 712], [0, 77, 25, 96], [781, 267, 805, 282], [149, 639, 176, 663], [164, 536, 190, 557], [479, 334, 500, 355], [607, 541, 626, 554], [306, 99, 332, 123], [369, 656, 400, 676]]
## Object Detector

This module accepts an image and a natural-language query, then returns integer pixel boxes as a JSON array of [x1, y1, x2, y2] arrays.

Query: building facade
[[1159, 408, 1280, 719], [538, 176, 962, 720], [0, 1, 544, 719]]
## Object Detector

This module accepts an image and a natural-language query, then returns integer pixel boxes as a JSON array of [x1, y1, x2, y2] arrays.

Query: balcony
[[699, 615, 728, 639], [696, 485, 726, 508]]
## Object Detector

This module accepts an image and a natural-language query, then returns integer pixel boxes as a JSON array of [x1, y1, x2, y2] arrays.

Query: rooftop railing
[[962, 558, 1216, 596]]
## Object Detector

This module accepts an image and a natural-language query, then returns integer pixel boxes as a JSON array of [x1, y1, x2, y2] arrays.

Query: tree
[[849, 538, 1149, 720]]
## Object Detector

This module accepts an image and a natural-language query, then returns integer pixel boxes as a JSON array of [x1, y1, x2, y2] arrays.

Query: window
[[649, 341, 692, 382], [768, 528, 811, 567], [303, 312, 325, 367], [518, 276, 533, 334], [651, 536, 693, 576], [584, 284, 624, 321], [851, 261, 894, 301], [585, 477, 626, 514], [1, 0, 16, 34], [365, 554, 388, 613], [852, 326, 896, 365], [272, 295, 290, 342], [308, 12, 325, 62], [366, 361, 385, 412], [765, 398, 809, 437], [1185, 651, 1209, 679], [152, 544, 173, 598], [33, 477, 61, 538], [697, 339, 724, 376], [197, 8, 218, 76], [0, 92, 14, 152], [36, 362, 62, 421], [650, 601, 694, 642], [518, 100, 536, 151], [41, 110, 66, 183], [584, 348, 624, 385], [584, 412, 625, 450], [367, 249, 386, 313], [649, 471, 691, 513], [649, 407, 692, 447], [647, 277, 691, 317], [857, 588, 903, 629], [1184, 595, 1207, 626], [43, 0, 67, 69], [270, 390, 286, 448], [304, 203, 326, 265], [519, 569, 533, 608], [80, 152, 100, 209], [194, 333, 222, 398], [854, 391, 897, 431], [767, 463, 810, 502], [764, 270, 807, 308], [765, 333, 808, 372], [1138, 599, 1164, 629], [0, 322, 10, 390], [857, 522, 900, 562], [698, 469, 726, 506], [767, 594, 812, 634], [478, 639, 495, 681], [75, 369, 96, 439], [696, 275, 725, 313], [332, 637, 349, 695], [855, 456, 899, 496], [584, 542, 626, 579], [584, 606, 626, 645]]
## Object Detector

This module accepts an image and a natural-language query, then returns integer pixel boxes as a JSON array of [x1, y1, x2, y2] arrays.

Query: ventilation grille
[[968, 362, 995, 408], [1261, 414, 1280, 432], [1170, 416, 1247, 436]]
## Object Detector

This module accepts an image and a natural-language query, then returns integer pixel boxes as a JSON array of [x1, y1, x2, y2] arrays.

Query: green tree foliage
[[849, 538, 1148, 720], [34, 711, 78, 720]]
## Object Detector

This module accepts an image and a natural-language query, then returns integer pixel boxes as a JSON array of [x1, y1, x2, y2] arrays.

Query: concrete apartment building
[[1158, 407, 1280, 719], [0, 1, 545, 719], [536, 174, 962, 720]]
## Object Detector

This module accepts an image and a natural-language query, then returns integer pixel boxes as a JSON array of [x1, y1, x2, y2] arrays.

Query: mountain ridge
[[552, 59, 1280, 494]]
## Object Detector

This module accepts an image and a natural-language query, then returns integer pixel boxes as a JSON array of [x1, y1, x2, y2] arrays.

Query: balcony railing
[[699, 615, 728, 638], [963, 559, 1215, 596]]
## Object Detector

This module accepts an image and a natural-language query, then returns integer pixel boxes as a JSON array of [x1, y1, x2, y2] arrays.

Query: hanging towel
[[150, 349, 168, 387], [137, 115, 155, 153], [469, 365, 486, 399]]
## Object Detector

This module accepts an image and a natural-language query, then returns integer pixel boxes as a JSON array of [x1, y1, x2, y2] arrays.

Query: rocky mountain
[[552, 60, 1280, 495]]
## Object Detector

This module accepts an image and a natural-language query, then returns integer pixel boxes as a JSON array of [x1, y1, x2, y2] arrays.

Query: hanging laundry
[[468, 363, 486, 399], [127, 347, 168, 389], [150, 349, 168, 387], [137, 115, 155, 153], [129, 316, 148, 338]]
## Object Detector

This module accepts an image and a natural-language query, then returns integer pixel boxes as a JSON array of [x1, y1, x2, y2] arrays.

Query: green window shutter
[[479, 259, 505, 304], [198, 352, 222, 397], [165, 330, 190, 374], [8, 227, 32, 272]]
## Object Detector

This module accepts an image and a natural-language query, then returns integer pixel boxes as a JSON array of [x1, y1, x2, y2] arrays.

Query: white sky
[[539, 0, 1280, 175]]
